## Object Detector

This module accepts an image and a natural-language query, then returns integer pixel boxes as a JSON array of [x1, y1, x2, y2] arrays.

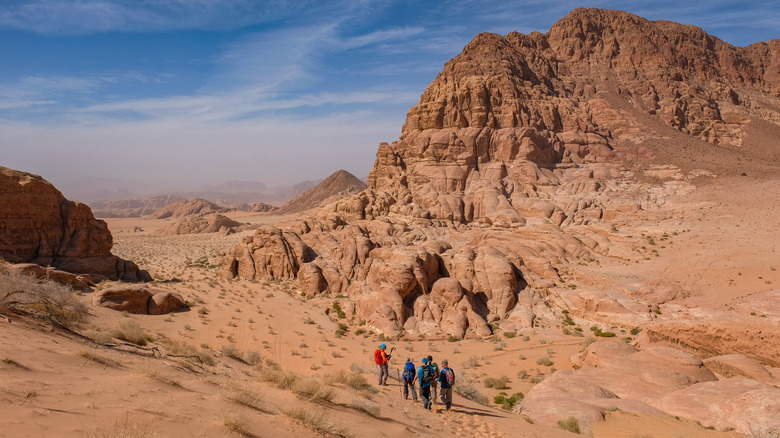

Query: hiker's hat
[[442, 359, 448, 365], [380, 343, 386, 349], [422, 357, 428, 364]]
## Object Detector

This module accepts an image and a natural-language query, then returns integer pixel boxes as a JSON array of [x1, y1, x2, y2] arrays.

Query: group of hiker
[[375, 344, 455, 411]]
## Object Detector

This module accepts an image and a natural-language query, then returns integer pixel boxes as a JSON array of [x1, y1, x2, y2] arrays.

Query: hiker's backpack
[[430, 362, 439, 377], [403, 362, 415, 379], [442, 368, 455, 386], [421, 365, 433, 385], [374, 349, 383, 365]]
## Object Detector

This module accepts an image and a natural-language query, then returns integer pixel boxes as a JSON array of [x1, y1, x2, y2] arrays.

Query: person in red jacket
[[376, 343, 391, 385]]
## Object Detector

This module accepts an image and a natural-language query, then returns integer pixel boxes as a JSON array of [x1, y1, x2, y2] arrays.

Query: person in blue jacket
[[438, 359, 455, 411], [417, 357, 434, 410], [402, 357, 418, 401]]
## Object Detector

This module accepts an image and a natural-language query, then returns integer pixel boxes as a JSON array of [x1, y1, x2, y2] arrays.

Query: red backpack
[[374, 349, 383, 364]]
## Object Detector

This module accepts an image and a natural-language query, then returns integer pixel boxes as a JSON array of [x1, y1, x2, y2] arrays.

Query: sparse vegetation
[[536, 356, 553, 366], [283, 407, 349, 437], [0, 271, 87, 328], [493, 392, 524, 410], [483, 375, 510, 389], [222, 411, 251, 436], [112, 321, 154, 346], [558, 416, 581, 434]]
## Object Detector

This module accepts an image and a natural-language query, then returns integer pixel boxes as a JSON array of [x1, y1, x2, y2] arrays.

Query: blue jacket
[[417, 365, 433, 388], [438, 367, 454, 389]]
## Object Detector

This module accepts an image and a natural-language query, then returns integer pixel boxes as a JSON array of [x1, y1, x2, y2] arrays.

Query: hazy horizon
[[2, 0, 778, 201]]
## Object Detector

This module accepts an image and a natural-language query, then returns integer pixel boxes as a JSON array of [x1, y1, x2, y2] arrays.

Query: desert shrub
[[558, 416, 581, 434], [536, 357, 553, 366], [447, 335, 460, 342], [454, 374, 489, 405], [112, 321, 154, 346], [0, 271, 87, 328], [332, 302, 347, 319], [260, 369, 298, 390], [630, 328, 641, 336], [590, 327, 616, 337], [503, 331, 517, 338], [493, 392, 524, 410], [92, 412, 157, 438], [244, 350, 261, 365], [484, 376, 510, 389]]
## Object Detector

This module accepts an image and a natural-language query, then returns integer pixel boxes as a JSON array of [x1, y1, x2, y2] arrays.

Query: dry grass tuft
[[91, 412, 157, 438], [293, 378, 336, 403], [78, 348, 119, 368], [1, 357, 29, 370], [260, 369, 298, 390], [133, 362, 183, 388], [112, 321, 154, 346], [324, 369, 376, 394], [0, 271, 87, 328], [350, 397, 380, 417], [221, 411, 251, 436], [283, 406, 350, 437], [221, 384, 274, 414]]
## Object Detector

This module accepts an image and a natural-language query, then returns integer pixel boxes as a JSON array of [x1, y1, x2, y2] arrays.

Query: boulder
[[93, 285, 188, 315]]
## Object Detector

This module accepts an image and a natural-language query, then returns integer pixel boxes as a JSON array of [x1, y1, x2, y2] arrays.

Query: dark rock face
[[0, 166, 150, 282]]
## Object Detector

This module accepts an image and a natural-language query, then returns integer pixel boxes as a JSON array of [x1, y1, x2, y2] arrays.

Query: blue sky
[[1, 0, 778, 199]]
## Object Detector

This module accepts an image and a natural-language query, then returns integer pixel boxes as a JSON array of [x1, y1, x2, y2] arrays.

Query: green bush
[[493, 392, 524, 410], [503, 331, 517, 338]]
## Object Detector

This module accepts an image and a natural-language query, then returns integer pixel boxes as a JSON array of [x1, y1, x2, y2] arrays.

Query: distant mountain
[[277, 170, 366, 214]]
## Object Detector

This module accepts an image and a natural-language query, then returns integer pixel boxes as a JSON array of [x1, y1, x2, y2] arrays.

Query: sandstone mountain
[[276, 170, 367, 214], [90, 194, 185, 218], [0, 166, 150, 281], [222, 6, 778, 380], [149, 198, 234, 219]]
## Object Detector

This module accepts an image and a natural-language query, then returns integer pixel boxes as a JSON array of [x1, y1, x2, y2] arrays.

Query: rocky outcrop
[[277, 170, 367, 214], [222, 9, 780, 341], [248, 202, 278, 213], [153, 214, 248, 236], [93, 285, 188, 315], [3, 263, 92, 291], [0, 167, 150, 281], [149, 198, 233, 219], [519, 340, 780, 433]]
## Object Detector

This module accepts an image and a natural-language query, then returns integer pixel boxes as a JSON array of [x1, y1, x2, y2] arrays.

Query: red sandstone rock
[[0, 167, 150, 281]]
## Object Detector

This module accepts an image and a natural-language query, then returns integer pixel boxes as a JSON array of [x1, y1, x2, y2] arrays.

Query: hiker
[[402, 357, 418, 401], [418, 357, 434, 410], [374, 343, 391, 386], [438, 359, 455, 411], [427, 355, 440, 404]]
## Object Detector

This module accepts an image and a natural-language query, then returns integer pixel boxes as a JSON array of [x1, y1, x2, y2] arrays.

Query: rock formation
[[518, 340, 780, 433], [222, 9, 780, 343], [93, 285, 188, 315], [0, 167, 150, 282], [276, 170, 367, 214], [153, 214, 249, 236], [248, 202, 278, 213], [149, 198, 234, 219]]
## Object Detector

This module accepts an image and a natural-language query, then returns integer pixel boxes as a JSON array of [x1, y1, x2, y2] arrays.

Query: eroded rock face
[[0, 167, 150, 282], [222, 9, 780, 342]]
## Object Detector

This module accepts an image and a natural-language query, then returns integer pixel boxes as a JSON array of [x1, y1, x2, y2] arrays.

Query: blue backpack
[[403, 362, 415, 379]]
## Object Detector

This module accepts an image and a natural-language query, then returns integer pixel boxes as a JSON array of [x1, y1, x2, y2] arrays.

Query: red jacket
[[379, 349, 390, 365]]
